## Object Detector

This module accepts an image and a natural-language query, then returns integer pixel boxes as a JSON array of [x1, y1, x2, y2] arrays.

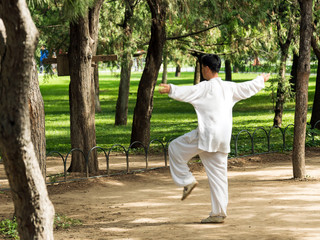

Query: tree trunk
[[273, 5, 295, 127], [194, 59, 201, 85], [68, 15, 98, 174], [292, 0, 312, 179], [130, 0, 167, 146], [115, 51, 133, 125], [0, 2, 55, 239], [115, 0, 136, 126], [190, 51, 205, 82], [29, 59, 46, 178], [225, 59, 232, 81], [162, 47, 168, 83], [89, 0, 104, 113], [310, 35, 320, 129], [175, 64, 181, 77], [93, 65, 101, 112], [310, 62, 320, 128], [273, 52, 288, 127], [290, 51, 299, 92]]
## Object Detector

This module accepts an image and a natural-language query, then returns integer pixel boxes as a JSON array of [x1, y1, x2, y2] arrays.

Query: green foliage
[[54, 214, 82, 230], [0, 218, 19, 239], [48, 173, 69, 183], [29, 1, 70, 65], [62, 0, 95, 22], [0, 214, 82, 239]]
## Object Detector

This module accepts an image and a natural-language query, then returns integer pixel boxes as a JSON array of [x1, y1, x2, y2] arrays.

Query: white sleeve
[[232, 76, 265, 104], [168, 83, 205, 104]]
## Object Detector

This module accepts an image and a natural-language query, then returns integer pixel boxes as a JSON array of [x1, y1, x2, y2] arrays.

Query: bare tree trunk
[[273, 2, 295, 127], [0, 1, 54, 239], [89, 0, 104, 113], [310, 35, 320, 129], [190, 50, 205, 82], [225, 59, 232, 81], [292, 0, 313, 179], [274, 53, 288, 127], [29, 59, 46, 178], [93, 65, 101, 112], [130, 0, 168, 146], [115, 0, 137, 126], [290, 51, 299, 92], [175, 64, 181, 77], [115, 51, 133, 125], [162, 47, 168, 84], [68, 15, 98, 174], [194, 59, 201, 85]]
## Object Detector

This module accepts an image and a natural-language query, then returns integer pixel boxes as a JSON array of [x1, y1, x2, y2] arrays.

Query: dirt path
[[1, 150, 320, 240]]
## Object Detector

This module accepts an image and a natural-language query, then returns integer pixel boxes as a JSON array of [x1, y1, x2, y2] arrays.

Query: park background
[[1, 0, 320, 239]]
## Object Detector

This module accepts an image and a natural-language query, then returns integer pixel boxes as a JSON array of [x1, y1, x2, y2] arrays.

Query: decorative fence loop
[[88, 146, 109, 176], [108, 144, 128, 173], [148, 139, 166, 167], [268, 125, 285, 152], [65, 148, 87, 178], [128, 141, 147, 169], [283, 124, 294, 150], [252, 127, 269, 154], [235, 130, 253, 157], [46, 151, 66, 181]]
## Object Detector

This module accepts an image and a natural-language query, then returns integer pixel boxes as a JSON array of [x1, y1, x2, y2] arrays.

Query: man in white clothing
[[159, 54, 270, 224]]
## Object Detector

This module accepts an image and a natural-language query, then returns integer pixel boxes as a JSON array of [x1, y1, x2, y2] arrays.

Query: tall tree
[[89, 0, 104, 113], [29, 58, 46, 178], [0, 1, 55, 239], [272, 0, 298, 127], [290, 50, 299, 92], [162, 44, 168, 83], [67, 1, 98, 174], [310, 2, 320, 129], [115, 0, 139, 126], [130, 0, 168, 146], [292, 0, 313, 179]]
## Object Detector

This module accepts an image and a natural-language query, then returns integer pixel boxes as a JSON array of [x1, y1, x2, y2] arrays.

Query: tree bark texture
[[115, 0, 135, 126], [273, 51, 289, 127], [310, 35, 320, 129], [225, 59, 232, 81], [194, 60, 201, 85], [115, 52, 133, 125], [292, 0, 313, 179], [68, 15, 98, 174], [190, 51, 205, 82], [130, 0, 167, 146], [175, 64, 181, 77], [89, 0, 104, 113], [0, 1, 55, 239], [273, 4, 295, 127], [162, 47, 168, 84], [290, 51, 299, 92], [29, 59, 46, 178], [93, 65, 100, 112]]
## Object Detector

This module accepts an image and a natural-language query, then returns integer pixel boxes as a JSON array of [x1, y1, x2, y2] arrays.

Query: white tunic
[[168, 76, 265, 153]]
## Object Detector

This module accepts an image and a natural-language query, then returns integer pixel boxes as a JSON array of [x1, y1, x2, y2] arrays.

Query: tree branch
[[166, 22, 225, 41]]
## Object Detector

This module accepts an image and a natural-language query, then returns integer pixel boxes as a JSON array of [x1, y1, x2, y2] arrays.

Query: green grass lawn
[[40, 71, 317, 155]]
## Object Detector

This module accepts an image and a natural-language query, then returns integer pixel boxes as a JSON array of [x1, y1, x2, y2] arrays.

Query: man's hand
[[159, 84, 171, 94], [261, 73, 270, 82]]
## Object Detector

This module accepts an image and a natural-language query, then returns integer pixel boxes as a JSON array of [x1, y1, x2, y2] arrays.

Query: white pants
[[168, 129, 228, 217]]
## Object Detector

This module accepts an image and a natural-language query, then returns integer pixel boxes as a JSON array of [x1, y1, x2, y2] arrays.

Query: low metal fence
[[1, 122, 320, 189], [43, 122, 320, 184]]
